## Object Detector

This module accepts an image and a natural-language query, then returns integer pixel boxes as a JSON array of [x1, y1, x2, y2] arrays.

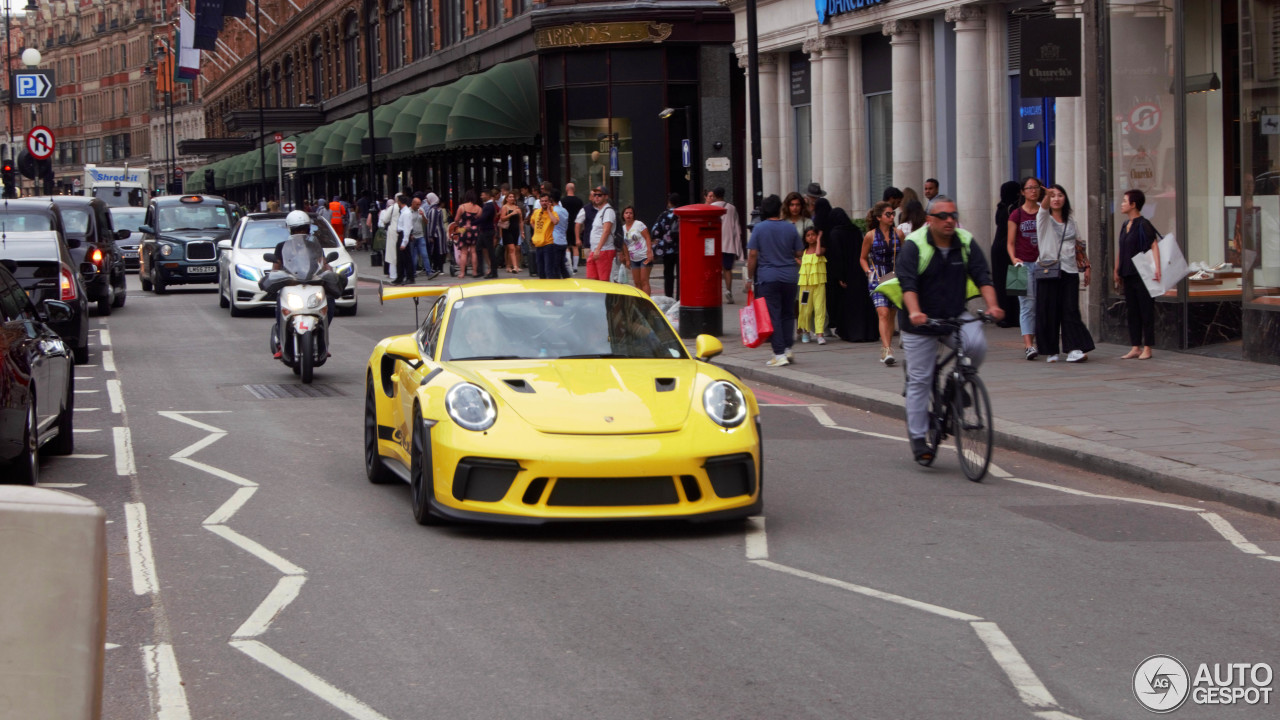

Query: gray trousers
[[902, 314, 988, 439]]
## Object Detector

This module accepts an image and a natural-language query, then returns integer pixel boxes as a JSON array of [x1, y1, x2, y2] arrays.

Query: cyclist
[[895, 196, 1004, 464]]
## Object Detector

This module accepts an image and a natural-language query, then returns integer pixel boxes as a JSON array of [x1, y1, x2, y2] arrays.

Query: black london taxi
[[138, 194, 238, 293], [53, 195, 129, 315]]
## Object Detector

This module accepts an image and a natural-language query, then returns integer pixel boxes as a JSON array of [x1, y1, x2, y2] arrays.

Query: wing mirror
[[217, 240, 232, 250], [116, 229, 131, 240], [262, 253, 276, 263], [139, 224, 154, 235], [65, 236, 82, 249], [694, 335, 723, 361], [344, 238, 357, 249], [41, 299, 72, 324], [384, 335, 421, 365], [325, 252, 340, 263]]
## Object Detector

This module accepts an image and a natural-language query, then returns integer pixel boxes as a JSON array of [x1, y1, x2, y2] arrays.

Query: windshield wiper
[[167, 227, 204, 232], [557, 353, 633, 359], [451, 355, 526, 361]]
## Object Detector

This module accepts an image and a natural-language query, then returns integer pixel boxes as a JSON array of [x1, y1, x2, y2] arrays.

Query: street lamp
[[659, 106, 695, 205], [154, 42, 176, 195]]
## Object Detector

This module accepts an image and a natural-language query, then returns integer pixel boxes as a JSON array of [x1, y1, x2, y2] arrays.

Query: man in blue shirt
[[549, 189, 569, 280], [747, 195, 804, 367]]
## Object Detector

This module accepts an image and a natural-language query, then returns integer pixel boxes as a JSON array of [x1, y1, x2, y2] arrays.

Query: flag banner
[[193, 0, 225, 51], [178, 8, 201, 81], [222, 0, 248, 18]]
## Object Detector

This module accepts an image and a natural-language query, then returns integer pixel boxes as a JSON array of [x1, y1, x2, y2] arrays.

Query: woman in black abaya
[[991, 180, 1023, 326], [825, 208, 879, 342]]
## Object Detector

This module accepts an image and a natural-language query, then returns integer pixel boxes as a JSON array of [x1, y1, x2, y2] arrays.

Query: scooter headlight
[[306, 290, 325, 309], [703, 381, 747, 428], [235, 264, 262, 282], [285, 292, 305, 310], [445, 383, 497, 431]]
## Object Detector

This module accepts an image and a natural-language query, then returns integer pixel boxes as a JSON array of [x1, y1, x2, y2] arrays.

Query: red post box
[[674, 203, 727, 338]]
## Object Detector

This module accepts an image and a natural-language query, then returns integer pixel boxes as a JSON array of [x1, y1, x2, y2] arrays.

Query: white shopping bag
[[1133, 232, 1189, 298]]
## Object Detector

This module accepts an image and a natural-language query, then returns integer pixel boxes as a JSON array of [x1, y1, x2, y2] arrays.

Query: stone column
[[778, 54, 794, 193], [947, 5, 990, 223], [804, 36, 825, 189], [811, 37, 850, 208], [739, 51, 782, 200], [884, 20, 922, 192], [847, 35, 868, 213], [919, 20, 936, 185]]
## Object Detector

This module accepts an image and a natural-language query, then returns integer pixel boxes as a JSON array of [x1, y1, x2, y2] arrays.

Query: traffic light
[[1, 162, 13, 198], [205, 168, 216, 193]]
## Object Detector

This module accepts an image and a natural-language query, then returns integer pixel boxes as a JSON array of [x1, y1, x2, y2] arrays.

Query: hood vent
[[503, 378, 535, 393], [655, 378, 677, 392]]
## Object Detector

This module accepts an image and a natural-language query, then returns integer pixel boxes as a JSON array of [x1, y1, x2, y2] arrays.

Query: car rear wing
[[379, 282, 448, 305]]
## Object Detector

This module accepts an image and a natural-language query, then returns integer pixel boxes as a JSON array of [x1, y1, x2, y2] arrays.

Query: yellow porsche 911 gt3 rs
[[365, 279, 762, 525]]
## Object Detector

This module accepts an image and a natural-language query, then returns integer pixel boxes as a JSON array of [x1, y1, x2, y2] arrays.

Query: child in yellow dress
[[797, 226, 827, 345]]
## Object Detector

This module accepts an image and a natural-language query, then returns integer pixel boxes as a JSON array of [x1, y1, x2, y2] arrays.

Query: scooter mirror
[[262, 253, 276, 263], [325, 252, 339, 263]]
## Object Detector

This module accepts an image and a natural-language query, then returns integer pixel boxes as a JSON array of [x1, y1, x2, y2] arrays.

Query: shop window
[[543, 54, 564, 88], [344, 13, 360, 89], [283, 56, 295, 106], [566, 50, 607, 85], [1240, 0, 1280, 305], [411, 0, 429, 60], [866, 92, 892, 207], [311, 39, 323, 101], [612, 48, 662, 83], [441, 0, 463, 47], [668, 47, 698, 82], [387, 0, 406, 71], [368, 4, 382, 78]]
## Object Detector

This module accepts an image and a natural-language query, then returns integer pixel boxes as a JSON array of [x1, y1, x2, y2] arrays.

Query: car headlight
[[159, 243, 173, 256], [235, 264, 262, 282], [703, 381, 747, 428], [333, 261, 354, 278], [445, 383, 496, 431], [306, 290, 325, 309]]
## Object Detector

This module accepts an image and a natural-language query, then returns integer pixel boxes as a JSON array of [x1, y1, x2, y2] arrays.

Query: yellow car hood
[[464, 360, 698, 434]]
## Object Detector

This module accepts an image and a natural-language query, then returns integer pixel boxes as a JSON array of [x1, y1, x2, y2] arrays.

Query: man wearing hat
[[705, 187, 743, 304], [585, 185, 617, 281]]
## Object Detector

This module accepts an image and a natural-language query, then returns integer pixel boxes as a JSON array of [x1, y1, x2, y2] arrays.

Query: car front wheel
[[410, 407, 443, 525]]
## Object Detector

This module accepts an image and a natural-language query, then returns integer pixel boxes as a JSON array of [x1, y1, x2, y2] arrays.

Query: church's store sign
[[1020, 18, 1082, 97], [535, 22, 673, 50], [816, 0, 890, 25]]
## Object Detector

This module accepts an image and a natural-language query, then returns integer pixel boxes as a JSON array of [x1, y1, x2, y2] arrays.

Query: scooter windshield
[[280, 234, 323, 281]]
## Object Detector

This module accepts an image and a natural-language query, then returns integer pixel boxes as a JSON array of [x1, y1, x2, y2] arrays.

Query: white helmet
[[285, 210, 310, 233]]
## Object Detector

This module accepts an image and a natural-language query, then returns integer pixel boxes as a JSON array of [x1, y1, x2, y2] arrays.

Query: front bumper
[[384, 414, 762, 523], [229, 271, 356, 308], [157, 261, 220, 285]]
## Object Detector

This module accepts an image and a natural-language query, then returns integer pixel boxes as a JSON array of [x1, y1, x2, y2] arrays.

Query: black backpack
[[609, 206, 625, 253]]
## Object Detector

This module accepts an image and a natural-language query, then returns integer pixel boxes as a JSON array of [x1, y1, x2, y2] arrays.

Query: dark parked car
[[55, 196, 128, 315], [0, 201, 91, 363], [108, 205, 147, 272], [0, 260, 76, 485], [139, 194, 237, 293]]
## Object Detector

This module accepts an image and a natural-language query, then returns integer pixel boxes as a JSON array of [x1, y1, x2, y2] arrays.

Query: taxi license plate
[[123, 251, 138, 258], [189, 265, 218, 274]]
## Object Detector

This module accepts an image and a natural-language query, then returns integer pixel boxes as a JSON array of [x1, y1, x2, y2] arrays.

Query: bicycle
[[917, 315, 995, 482]]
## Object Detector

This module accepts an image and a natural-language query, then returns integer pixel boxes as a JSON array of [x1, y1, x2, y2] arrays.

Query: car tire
[[337, 302, 358, 317], [229, 294, 247, 317], [219, 275, 230, 308], [140, 265, 153, 291], [111, 280, 127, 308], [11, 401, 38, 485], [44, 374, 74, 456], [410, 406, 444, 525], [97, 292, 112, 316], [151, 265, 167, 294], [364, 375, 396, 485], [73, 342, 89, 365]]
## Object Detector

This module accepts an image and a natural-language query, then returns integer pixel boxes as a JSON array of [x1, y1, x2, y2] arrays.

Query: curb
[[718, 356, 1280, 521]]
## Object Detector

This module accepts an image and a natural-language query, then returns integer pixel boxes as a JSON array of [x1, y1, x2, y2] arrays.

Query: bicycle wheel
[[953, 374, 993, 482]]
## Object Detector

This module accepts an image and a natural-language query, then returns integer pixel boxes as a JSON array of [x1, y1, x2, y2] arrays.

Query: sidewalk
[[353, 248, 1280, 519]]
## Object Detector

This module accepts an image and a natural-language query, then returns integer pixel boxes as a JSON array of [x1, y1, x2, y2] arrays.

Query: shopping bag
[[1005, 264, 1028, 296], [740, 289, 773, 348], [1134, 232, 1189, 297]]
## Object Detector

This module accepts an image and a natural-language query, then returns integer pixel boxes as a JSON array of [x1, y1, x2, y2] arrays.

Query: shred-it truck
[[82, 165, 150, 207]]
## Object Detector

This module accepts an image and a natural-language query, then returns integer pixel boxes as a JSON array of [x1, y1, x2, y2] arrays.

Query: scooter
[[259, 238, 344, 384]]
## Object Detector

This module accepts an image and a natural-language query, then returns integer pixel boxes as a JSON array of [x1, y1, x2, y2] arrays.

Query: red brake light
[[60, 266, 77, 301], [91, 248, 103, 264]]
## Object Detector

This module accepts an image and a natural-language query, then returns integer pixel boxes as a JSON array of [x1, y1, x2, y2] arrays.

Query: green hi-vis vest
[[875, 226, 982, 309]]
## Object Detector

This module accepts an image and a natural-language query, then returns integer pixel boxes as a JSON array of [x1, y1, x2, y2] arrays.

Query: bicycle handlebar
[[923, 313, 994, 331]]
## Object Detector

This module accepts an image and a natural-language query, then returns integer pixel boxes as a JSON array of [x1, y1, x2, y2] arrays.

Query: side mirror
[[262, 253, 276, 263], [384, 335, 421, 364], [116, 229, 131, 240], [694, 335, 723, 361], [41, 299, 72, 324], [138, 224, 154, 235], [66, 237, 82, 249], [325, 252, 339, 263], [344, 238, 357, 249], [217, 239, 232, 250]]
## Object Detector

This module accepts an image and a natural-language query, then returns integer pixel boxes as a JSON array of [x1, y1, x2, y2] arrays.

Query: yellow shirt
[[530, 207, 559, 247]]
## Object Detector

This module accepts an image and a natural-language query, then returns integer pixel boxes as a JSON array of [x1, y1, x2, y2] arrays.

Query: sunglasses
[[929, 211, 960, 221]]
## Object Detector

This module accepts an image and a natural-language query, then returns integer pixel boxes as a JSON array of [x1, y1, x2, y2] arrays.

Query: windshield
[[239, 219, 339, 250], [109, 208, 146, 232], [157, 203, 231, 232], [443, 292, 686, 361], [279, 235, 324, 281], [0, 213, 54, 232], [61, 207, 90, 236]]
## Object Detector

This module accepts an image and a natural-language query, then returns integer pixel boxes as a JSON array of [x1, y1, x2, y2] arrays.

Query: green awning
[[322, 117, 357, 166], [302, 123, 339, 169], [390, 89, 435, 155], [417, 76, 475, 153], [374, 96, 409, 139], [263, 143, 279, 181], [227, 156, 245, 187], [186, 167, 202, 192], [341, 122, 368, 165], [446, 60, 539, 149], [212, 159, 230, 190]]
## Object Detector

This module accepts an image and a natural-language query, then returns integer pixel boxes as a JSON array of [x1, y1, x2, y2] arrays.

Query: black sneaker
[[1025, 347, 1038, 361], [910, 437, 934, 465]]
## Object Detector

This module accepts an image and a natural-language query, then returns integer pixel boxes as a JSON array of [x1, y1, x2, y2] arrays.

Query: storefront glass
[[1240, 0, 1280, 309], [867, 92, 893, 206]]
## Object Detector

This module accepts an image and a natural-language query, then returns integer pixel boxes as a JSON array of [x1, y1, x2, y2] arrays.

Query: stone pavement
[[353, 248, 1280, 519]]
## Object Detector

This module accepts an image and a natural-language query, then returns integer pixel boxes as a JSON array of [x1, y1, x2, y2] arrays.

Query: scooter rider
[[271, 210, 337, 358]]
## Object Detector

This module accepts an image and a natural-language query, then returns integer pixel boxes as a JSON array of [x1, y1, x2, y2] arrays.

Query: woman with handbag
[[860, 201, 904, 365], [1008, 177, 1044, 359], [1114, 188, 1161, 359], [1034, 184, 1095, 363]]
